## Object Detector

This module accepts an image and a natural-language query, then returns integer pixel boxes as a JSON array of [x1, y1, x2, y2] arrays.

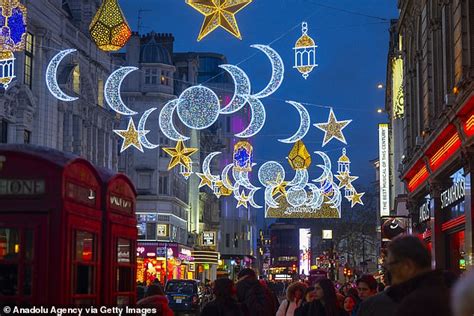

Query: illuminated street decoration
[[335, 148, 358, 199], [202, 152, 221, 182], [0, 0, 27, 52], [177, 85, 221, 130], [0, 50, 15, 89], [235, 96, 266, 138], [288, 140, 311, 170], [378, 123, 390, 216], [314, 108, 352, 146], [219, 64, 251, 114], [137, 108, 159, 149], [251, 44, 284, 99], [45, 49, 79, 101], [159, 99, 190, 142], [186, 0, 252, 41], [162, 140, 198, 171], [346, 190, 365, 207], [233, 141, 253, 172], [114, 117, 147, 153], [278, 101, 311, 143], [89, 0, 132, 51], [104, 66, 138, 115], [294, 22, 317, 79]]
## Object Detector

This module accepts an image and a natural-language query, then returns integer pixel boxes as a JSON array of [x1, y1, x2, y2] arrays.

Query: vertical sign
[[379, 124, 390, 217], [299, 228, 311, 275], [392, 57, 404, 118]]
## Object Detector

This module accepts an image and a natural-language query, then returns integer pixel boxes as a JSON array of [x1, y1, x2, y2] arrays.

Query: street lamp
[[377, 83, 384, 89], [377, 108, 384, 114]]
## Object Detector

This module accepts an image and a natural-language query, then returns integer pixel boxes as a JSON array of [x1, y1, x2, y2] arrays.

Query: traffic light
[[347, 268, 353, 277], [292, 264, 297, 273], [343, 268, 348, 275]]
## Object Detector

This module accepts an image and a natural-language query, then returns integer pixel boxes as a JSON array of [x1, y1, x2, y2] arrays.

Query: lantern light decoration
[[0, 50, 15, 89], [337, 148, 350, 174], [288, 140, 311, 170], [293, 22, 318, 79], [89, 0, 132, 52], [233, 141, 253, 172], [0, 0, 27, 52]]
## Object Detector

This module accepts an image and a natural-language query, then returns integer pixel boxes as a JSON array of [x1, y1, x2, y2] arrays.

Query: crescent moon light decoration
[[278, 101, 311, 143], [159, 99, 190, 141], [46, 49, 79, 102], [250, 44, 285, 99], [104, 66, 138, 115], [219, 64, 251, 114], [202, 152, 221, 182], [235, 96, 266, 138], [138, 108, 160, 149], [248, 188, 262, 209]]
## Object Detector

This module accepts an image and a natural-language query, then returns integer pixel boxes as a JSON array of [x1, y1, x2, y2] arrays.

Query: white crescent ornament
[[235, 96, 266, 138], [105, 67, 138, 115], [278, 101, 311, 143], [202, 152, 221, 182], [248, 188, 263, 209], [159, 99, 190, 141], [46, 49, 79, 102], [138, 108, 160, 149], [251, 44, 285, 99], [219, 64, 251, 114]]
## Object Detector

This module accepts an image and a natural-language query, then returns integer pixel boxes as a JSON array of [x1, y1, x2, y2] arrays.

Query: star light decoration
[[114, 118, 147, 153], [0, 0, 27, 52], [294, 22, 318, 79], [314, 108, 352, 147], [334, 148, 364, 207], [89, 0, 132, 51], [186, 0, 253, 41], [162, 140, 198, 171]]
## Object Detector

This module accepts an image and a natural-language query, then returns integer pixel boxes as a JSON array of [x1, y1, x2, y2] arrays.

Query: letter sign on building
[[379, 124, 390, 217]]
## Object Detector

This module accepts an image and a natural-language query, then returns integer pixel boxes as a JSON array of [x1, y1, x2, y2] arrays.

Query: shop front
[[413, 194, 433, 252], [137, 242, 194, 285]]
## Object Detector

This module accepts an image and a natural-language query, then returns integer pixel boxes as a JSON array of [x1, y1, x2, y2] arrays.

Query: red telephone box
[[0, 144, 103, 306], [99, 170, 137, 306]]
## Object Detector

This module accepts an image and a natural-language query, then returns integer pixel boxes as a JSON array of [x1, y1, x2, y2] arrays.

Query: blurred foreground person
[[136, 284, 174, 316], [276, 281, 307, 316], [235, 268, 276, 316], [452, 269, 474, 316], [200, 278, 247, 316], [294, 279, 346, 316], [385, 235, 451, 316]]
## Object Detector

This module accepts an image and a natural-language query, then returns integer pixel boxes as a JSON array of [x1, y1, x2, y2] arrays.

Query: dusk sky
[[121, 0, 399, 188]]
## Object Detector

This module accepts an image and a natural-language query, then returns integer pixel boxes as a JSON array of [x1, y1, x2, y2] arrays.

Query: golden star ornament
[[186, 0, 253, 41], [335, 172, 359, 189], [272, 181, 288, 197], [346, 191, 365, 208], [236, 191, 249, 208], [114, 118, 148, 153], [162, 140, 198, 171], [197, 172, 214, 189], [314, 108, 352, 147]]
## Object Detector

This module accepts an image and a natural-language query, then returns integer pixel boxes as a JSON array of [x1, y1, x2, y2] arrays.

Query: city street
[[0, 0, 473, 315]]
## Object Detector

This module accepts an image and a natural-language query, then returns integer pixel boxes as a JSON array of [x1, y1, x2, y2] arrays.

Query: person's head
[[314, 279, 339, 316], [356, 275, 377, 300], [213, 278, 236, 300], [343, 295, 358, 312], [237, 268, 256, 281], [286, 282, 307, 302], [386, 235, 431, 285], [452, 269, 474, 316], [146, 284, 165, 297], [304, 286, 315, 302]]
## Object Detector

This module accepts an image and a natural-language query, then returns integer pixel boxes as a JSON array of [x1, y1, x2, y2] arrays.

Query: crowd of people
[[135, 235, 474, 316]]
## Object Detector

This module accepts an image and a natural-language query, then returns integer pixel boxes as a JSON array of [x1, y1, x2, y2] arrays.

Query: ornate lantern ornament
[[233, 141, 253, 172], [337, 148, 350, 174], [89, 0, 132, 52], [288, 140, 311, 170], [0, 51, 15, 89], [293, 22, 318, 79], [0, 0, 27, 52]]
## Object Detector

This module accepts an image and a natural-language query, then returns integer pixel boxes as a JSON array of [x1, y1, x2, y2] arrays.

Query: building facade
[[387, 0, 473, 273], [1, 0, 118, 169]]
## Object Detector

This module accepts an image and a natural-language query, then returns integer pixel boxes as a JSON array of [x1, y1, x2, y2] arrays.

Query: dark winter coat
[[136, 295, 174, 316], [386, 270, 451, 316], [235, 277, 275, 316], [356, 291, 397, 316], [294, 300, 347, 316], [200, 298, 248, 316]]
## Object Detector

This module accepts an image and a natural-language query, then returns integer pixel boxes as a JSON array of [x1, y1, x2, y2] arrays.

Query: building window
[[159, 175, 169, 195], [225, 234, 230, 248], [0, 120, 7, 143], [146, 223, 156, 240], [145, 69, 158, 85], [24, 32, 34, 88], [72, 65, 80, 94], [234, 233, 238, 248], [24, 130, 31, 144], [161, 73, 166, 85], [138, 173, 152, 190], [159, 137, 170, 157], [97, 79, 104, 107]]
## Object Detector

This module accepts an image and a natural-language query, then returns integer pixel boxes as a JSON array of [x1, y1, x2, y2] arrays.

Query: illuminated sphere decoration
[[293, 22, 318, 79], [176, 85, 220, 130], [0, 50, 15, 89], [89, 0, 132, 52], [0, 0, 27, 52], [258, 161, 285, 188], [288, 140, 311, 170], [233, 141, 253, 172]]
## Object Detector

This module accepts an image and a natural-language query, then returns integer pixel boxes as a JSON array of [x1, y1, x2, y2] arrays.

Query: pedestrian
[[356, 271, 396, 316], [302, 286, 315, 305], [200, 278, 247, 316], [137, 281, 146, 301], [294, 278, 346, 316], [355, 275, 377, 301], [343, 292, 361, 316], [384, 235, 451, 316], [136, 284, 174, 316], [452, 268, 474, 316], [276, 281, 307, 316], [235, 268, 276, 316]]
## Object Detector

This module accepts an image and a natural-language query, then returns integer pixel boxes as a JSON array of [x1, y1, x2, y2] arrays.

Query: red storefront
[[0, 145, 137, 306]]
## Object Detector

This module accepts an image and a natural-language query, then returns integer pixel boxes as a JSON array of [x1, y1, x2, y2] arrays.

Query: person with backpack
[[276, 281, 307, 316], [235, 268, 276, 316], [201, 278, 248, 316]]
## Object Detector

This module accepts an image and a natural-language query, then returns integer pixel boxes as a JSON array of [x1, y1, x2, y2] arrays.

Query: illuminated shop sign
[[0, 179, 45, 196], [441, 171, 465, 209], [202, 231, 216, 246], [379, 124, 390, 216], [299, 228, 311, 275], [157, 224, 169, 237], [392, 57, 404, 118], [419, 196, 431, 223]]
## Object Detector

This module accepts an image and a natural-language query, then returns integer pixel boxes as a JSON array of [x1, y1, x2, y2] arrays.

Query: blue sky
[[121, 0, 399, 187]]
